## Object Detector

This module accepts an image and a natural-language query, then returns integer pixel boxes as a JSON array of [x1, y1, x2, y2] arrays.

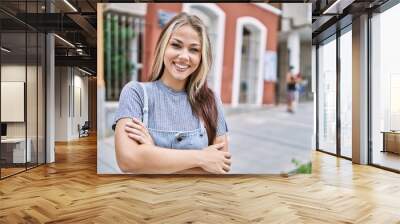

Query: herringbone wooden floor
[[1, 135, 400, 223]]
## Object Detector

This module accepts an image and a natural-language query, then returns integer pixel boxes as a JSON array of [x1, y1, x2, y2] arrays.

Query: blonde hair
[[149, 12, 212, 103]]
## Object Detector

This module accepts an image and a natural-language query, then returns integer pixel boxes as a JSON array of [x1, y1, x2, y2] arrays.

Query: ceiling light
[[63, 0, 78, 12], [323, 0, 341, 14], [323, 0, 354, 15], [1, 47, 11, 53], [54, 34, 75, 48], [78, 67, 93, 76]]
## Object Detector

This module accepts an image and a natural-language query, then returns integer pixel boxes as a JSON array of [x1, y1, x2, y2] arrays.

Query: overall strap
[[138, 82, 149, 127]]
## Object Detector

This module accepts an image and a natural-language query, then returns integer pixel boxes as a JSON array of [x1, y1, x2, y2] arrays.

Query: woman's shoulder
[[122, 80, 139, 89], [122, 80, 149, 89], [120, 81, 153, 102], [119, 81, 139, 96], [121, 80, 157, 95]]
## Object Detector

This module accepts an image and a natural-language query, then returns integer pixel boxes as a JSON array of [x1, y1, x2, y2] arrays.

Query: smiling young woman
[[113, 12, 230, 174]]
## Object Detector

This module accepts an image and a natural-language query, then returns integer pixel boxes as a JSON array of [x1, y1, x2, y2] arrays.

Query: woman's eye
[[190, 48, 199, 53], [171, 43, 181, 48]]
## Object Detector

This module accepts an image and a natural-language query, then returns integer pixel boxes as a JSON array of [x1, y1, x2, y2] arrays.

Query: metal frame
[[25, 1, 28, 172], [316, 44, 319, 150], [367, 11, 373, 165], [44, 0, 47, 166], [336, 24, 341, 157], [36, 1, 39, 170], [0, 24, 2, 179]]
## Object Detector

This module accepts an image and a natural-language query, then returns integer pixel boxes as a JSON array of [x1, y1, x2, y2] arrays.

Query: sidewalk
[[98, 102, 314, 174], [225, 102, 314, 174]]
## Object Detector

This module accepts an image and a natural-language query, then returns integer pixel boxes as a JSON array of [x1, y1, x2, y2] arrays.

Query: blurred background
[[0, 0, 398, 180], [96, 3, 313, 174]]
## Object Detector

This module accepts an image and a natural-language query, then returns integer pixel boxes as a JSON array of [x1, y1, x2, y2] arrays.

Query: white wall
[[1, 65, 33, 137], [2, 64, 46, 164], [54, 67, 89, 141], [1, 65, 25, 140], [288, 32, 300, 75], [55, 66, 68, 141], [281, 3, 311, 30], [103, 3, 147, 16], [1, 65, 26, 81], [72, 72, 89, 138]]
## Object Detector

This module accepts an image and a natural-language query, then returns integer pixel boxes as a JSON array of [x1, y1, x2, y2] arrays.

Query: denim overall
[[139, 83, 208, 150]]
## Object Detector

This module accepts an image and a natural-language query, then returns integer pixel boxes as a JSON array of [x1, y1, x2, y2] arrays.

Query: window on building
[[104, 11, 144, 101]]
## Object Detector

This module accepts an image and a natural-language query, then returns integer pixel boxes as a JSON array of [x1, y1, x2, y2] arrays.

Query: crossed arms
[[114, 118, 231, 174]]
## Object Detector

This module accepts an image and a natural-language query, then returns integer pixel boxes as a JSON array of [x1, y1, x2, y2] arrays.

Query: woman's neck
[[160, 74, 186, 91]]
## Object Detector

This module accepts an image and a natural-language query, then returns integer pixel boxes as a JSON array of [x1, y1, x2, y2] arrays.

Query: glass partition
[[0, 1, 46, 179], [1, 30, 28, 177], [317, 36, 337, 154]]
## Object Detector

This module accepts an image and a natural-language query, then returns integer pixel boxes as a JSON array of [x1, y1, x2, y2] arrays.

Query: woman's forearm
[[119, 144, 204, 174], [115, 118, 206, 174], [174, 167, 211, 174], [116, 119, 230, 174]]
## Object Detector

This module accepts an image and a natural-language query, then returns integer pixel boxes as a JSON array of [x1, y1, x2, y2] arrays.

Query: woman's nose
[[177, 49, 190, 61]]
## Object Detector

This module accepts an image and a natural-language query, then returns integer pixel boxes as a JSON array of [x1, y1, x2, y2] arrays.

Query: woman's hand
[[125, 117, 154, 145], [198, 142, 231, 174]]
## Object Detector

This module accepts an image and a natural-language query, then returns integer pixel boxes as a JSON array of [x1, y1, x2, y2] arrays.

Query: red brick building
[[108, 3, 281, 105]]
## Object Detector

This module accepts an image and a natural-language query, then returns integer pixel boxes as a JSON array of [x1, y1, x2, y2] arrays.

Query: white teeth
[[175, 63, 188, 69], [173, 62, 189, 72]]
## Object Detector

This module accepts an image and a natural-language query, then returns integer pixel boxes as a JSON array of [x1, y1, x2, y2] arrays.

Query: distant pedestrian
[[286, 66, 297, 113], [294, 73, 303, 109]]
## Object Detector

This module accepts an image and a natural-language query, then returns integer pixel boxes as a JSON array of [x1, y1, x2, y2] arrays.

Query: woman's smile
[[173, 61, 190, 72]]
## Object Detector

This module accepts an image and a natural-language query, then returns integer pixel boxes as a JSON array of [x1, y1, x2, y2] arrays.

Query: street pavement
[[225, 102, 314, 174]]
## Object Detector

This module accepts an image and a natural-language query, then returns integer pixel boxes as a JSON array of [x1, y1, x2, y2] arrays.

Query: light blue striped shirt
[[113, 80, 228, 136]]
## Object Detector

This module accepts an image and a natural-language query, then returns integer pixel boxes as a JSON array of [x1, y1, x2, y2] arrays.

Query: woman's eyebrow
[[171, 38, 183, 44], [190, 43, 200, 47], [171, 38, 200, 47]]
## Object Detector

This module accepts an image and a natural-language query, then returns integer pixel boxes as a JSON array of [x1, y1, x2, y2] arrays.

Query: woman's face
[[163, 24, 202, 82]]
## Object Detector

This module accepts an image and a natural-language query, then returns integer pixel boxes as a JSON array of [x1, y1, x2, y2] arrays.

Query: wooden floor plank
[[0, 134, 400, 223]]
